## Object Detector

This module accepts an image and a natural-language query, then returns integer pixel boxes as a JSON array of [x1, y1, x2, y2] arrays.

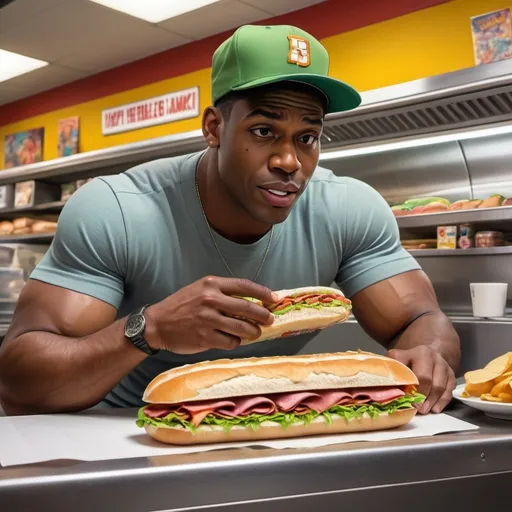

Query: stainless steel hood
[[321, 59, 512, 149]]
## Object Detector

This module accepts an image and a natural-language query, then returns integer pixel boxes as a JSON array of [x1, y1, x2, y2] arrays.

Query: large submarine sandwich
[[137, 351, 425, 445], [240, 286, 352, 345]]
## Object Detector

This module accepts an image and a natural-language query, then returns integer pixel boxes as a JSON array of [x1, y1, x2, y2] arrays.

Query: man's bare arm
[[350, 270, 460, 413], [0, 276, 277, 415], [0, 280, 147, 415]]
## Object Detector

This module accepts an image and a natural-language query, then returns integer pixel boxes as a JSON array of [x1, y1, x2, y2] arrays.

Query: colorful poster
[[58, 116, 79, 158], [471, 8, 512, 66], [3, 128, 44, 169]]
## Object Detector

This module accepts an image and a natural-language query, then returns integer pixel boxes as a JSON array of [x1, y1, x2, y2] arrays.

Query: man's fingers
[[419, 362, 449, 414], [386, 349, 410, 366], [216, 314, 262, 341], [201, 330, 241, 351], [432, 370, 456, 414], [409, 356, 435, 399], [387, 347, 455, 415], [387, 348, 432, 398], [212, 277, 278, 304], [220, 295, 274, 326]]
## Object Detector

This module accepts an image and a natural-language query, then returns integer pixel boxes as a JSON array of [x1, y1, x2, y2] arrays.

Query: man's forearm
[[0, 317, 147, 415], [390, 311, 461, 372]]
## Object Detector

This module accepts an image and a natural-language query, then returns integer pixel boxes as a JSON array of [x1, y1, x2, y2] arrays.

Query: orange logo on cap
[[287, 35, 310, 67]]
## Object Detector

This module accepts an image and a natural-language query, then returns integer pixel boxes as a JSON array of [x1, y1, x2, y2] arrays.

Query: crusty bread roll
[[144, 408, 417, 445], [240, 286, 351, 345], [31, 221, 58, 234], [461, 199, 482, 210], [12, 227, 32, 235], [13, 217, 36, 230], [478, 195, 504, 209], [143, 351, 418, 404], [421, 202, 449, 214], [0, 221, 14, 235]]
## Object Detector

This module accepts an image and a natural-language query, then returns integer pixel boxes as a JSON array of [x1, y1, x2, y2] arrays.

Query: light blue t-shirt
[[30, 151, 420, 407]]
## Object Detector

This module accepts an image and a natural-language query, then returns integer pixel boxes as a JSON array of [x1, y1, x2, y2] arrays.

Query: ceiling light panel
[[0, 49, 48, 83], [89, 0, 221, 23]]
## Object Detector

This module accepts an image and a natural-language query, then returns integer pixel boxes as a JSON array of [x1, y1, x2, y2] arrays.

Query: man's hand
[[145, 276, 278, 354], [386, 346, 456, 414]]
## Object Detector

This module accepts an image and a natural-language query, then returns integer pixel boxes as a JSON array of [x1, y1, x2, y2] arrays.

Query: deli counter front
[[0, 403, 511, 511]]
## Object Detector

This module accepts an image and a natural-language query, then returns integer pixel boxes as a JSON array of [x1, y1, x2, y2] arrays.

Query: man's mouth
[[258, 187, 298, 207], [267, 189, 289, 197]]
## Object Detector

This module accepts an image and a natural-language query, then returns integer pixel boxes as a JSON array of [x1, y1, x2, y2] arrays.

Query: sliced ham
[[217, 396, 277, 417], [351, 387, 405, 403], [301, 390, 353, 413], [144, 387, 408, 425], [352, 398, 372, 404], [269, 292, 349, 311], [292, 293, 319, 303], [180, 400, 236, 427], [144, 404, 174, 418], [273, 391, 321, 411]]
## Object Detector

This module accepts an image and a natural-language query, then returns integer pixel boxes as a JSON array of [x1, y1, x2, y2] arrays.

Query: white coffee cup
[[470, 282, 508, 318]]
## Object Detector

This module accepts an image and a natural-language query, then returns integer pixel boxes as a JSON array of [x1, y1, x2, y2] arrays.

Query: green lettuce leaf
[[274, 300, 351, 316], [239, 293, 352, 316], [136, 393, 425, 434]]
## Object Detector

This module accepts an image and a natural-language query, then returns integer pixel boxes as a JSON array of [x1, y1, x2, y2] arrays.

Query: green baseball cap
[[211, 24, 361, 114]]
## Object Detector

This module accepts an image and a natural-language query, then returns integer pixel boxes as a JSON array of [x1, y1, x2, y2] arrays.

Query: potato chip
[[490, 376, 512, 397], [497, 393, 512, 403], [464, 352, 512, 384], [463, 381, 494, 397], [495, 371, 512, 383], [481, 393, 506, 402]]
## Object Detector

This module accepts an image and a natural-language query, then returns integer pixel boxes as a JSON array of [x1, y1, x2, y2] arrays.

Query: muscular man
[[0, 25, 460, 416]]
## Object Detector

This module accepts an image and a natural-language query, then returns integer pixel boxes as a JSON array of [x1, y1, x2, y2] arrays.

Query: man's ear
[[202, 106, 222, 148]]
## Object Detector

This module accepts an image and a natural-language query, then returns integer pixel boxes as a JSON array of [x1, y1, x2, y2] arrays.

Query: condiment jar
[[475, 231, 505, 248]]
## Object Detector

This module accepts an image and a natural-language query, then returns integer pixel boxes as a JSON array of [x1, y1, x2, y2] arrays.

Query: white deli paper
[[0, 408, 478, 468]]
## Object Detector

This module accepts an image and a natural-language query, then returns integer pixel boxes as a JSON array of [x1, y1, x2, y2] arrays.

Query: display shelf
[[449, 315, 512, 323], [0, 234, 54, 244], [0, 130, 205, 186], [397, 206, 512, 229], [345, 313, 512, 324], [406, 246, 512, 256], [0, 201, 66, 216]]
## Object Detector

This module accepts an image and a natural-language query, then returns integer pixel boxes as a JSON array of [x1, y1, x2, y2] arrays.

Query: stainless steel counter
[[1, 403, 511, 511]]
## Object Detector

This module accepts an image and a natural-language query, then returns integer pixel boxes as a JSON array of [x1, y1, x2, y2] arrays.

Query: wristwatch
[[124, 304, 159, 356]]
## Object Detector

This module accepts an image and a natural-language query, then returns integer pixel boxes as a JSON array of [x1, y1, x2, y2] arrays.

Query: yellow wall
[[324, 0, 512, 92], [1, 0, 511, 167], [1, 68, 211, 165]]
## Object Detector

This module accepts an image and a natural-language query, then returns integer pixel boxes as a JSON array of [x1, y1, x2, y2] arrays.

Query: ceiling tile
[[0, 64, 88, 106], [159, 0, 269, 40], [57, 27, 190, 72], [0, 0, 153, 62], [239, 0, 325, 16], [0, 0, 69, 33]]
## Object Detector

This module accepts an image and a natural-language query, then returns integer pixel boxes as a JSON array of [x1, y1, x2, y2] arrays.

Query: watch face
[[125, 314, 145, 338]]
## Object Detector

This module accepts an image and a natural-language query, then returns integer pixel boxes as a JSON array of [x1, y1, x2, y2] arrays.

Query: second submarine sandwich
[[240, 286, 352, 345]]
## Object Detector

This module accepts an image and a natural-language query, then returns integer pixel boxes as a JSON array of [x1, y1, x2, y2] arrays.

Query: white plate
[[453, 384, 512, 420]]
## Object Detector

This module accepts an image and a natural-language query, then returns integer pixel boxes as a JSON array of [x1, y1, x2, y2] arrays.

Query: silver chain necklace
[[194, 172, 273, 282]]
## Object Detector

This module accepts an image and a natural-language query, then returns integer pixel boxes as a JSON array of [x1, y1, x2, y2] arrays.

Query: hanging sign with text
[[102, 86, 200, 135]]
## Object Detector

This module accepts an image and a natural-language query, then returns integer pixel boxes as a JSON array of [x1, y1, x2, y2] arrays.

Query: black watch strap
[[125, 304, 159, 356]]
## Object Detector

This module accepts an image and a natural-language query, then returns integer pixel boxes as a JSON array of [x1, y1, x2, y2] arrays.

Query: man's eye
[[252, 128, 273, 138], [299, 134, 318, 145]]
